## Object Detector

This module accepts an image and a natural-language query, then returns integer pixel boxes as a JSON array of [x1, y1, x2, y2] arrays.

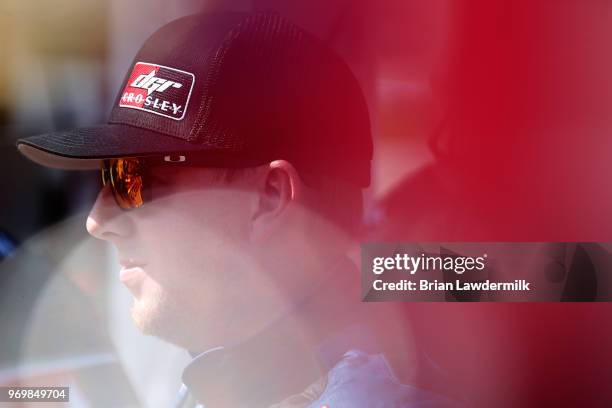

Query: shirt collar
[[182, 256, 380, 407]]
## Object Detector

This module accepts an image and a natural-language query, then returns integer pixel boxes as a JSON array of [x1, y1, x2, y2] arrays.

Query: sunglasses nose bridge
[[101, 166, 110, 187]]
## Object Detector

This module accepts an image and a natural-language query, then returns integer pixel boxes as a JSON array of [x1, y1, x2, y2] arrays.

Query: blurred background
[[1, 0, 612, 407]]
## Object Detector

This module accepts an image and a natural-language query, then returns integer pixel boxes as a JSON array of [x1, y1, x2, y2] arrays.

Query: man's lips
[[119, 258, 146, 268], [119, 260, 146, 285]]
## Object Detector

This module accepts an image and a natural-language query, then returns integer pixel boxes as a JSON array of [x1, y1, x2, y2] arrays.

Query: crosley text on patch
[[119, 62, 195, 121]]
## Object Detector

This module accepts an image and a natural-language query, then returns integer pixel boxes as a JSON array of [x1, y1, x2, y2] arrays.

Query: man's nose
[[86, 185, 134, 241]]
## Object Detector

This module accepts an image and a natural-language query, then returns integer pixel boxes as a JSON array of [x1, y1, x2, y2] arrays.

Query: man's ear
[[250, 160, 302, 241]]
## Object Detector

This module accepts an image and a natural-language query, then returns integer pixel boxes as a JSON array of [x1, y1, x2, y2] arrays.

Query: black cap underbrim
[[16, 124, 210, 170]]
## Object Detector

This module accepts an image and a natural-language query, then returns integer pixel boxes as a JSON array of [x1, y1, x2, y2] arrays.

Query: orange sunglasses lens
[[101, 158, 146, 209]]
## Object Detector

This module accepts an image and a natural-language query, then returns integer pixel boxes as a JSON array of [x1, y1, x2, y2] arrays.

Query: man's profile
[[16, 11, 456, 407]]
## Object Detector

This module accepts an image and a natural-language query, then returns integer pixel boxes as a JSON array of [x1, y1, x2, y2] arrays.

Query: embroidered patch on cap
[[119, 62, 195, 121]]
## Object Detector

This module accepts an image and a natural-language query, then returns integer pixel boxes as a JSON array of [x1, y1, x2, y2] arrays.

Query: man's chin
[[128, 297, 202, 349], [130, 298, 160, 336]]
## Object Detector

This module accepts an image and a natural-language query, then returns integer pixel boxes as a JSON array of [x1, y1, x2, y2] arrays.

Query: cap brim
[[17, 124, 209, 170]]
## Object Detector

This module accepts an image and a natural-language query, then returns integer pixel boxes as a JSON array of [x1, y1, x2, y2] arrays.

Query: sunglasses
[[101, 154, 263, 210], [100, 154, 206, 210], [101, 157, 149, 210]]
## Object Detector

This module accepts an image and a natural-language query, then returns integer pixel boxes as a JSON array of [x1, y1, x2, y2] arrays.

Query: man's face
[[86, 165, 285, 350]]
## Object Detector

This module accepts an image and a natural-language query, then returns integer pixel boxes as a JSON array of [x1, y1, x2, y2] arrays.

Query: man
[[17, 11, 455, 407]]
